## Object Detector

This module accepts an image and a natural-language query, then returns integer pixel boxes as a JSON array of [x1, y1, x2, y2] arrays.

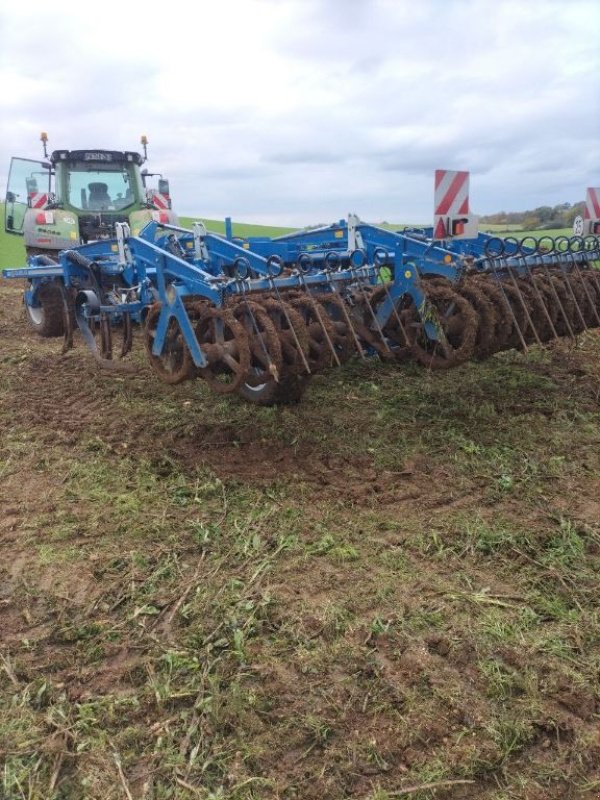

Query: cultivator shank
[[4, 177, 600, 405]]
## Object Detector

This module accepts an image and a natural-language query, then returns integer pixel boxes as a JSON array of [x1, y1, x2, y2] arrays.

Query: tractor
[[4, 133, 178, 335]]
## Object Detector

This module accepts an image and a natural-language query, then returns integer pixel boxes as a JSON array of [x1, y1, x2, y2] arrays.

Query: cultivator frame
[[4, 174, 600, 405]]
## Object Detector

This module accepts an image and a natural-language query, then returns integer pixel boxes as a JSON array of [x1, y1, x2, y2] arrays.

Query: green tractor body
[[4, 138, 177, 257]]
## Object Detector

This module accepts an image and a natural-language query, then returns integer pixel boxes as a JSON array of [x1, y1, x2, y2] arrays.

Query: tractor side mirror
[[158, 178, 170, 196]]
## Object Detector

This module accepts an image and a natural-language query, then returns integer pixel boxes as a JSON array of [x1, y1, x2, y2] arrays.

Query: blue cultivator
[[3, 173, 600, 405]]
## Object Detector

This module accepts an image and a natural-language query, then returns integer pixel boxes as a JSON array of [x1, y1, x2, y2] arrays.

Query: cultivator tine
[[348, 264, 394, 357], [238, 283, 280, 382], [295, 269, 342, 368], [551, 239, 588, 333], [566, 244, 600, 328], [266, 263, 312, 375], [582, 243, 600, 319], [61, 291, 74, 354], [520, 260, 560, 342], [372, 264, 411, 348], [586, 259, 600, 327], [488, 260, 529, 353], [563, 270, 589, 333], [328, 282, 367, 359], [536, 256, 576, 340], [121, 312, 133, 358], [74, 301, 138, 373], [505, 265, 543, 347]]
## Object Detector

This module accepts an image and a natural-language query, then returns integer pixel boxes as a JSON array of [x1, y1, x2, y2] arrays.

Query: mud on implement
[[3, 173, 600, 405]]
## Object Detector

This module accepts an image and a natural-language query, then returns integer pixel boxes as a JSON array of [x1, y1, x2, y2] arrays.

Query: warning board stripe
[[29, 193, 48, 209], [433, 218, 447, 239], [151, 193, 169, 210], [435, 170, 469, 216], [586, 188, 600, 220]]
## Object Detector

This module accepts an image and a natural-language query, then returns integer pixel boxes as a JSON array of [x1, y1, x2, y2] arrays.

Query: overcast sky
[[1, 0, 598, 226]]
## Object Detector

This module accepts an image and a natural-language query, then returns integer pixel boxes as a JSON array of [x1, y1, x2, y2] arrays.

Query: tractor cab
[[4, 134, 177, 257]]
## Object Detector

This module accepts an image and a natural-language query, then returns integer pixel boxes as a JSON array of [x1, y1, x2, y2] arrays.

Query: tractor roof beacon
[[4, 132, 178, 258]]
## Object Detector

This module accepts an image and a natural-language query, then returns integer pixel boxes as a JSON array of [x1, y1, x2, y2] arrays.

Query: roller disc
[[410, 284, 478, 369], [366, 285, 414, 362], [144, 303, 194, 385], [195, 307, 251, 394], [459, 280, 498, 359]]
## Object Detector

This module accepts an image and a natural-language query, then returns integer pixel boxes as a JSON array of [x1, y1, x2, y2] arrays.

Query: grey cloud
[[0, 0, 598, 227], [266, 149, 347, 165]]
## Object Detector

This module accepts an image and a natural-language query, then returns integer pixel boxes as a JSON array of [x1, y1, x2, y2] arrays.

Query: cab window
[[66, 164, 137, 211]]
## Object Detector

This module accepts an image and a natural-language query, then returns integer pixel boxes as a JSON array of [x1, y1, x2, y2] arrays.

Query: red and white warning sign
[[584, 187, 600, 221], [148, 191, 171, 210], [433, 169, 478, 240], [575, 187, 600, 235], [28, 192, 48, 209]]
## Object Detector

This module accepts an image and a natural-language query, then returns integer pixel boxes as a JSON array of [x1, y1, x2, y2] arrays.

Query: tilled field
[[1, 277, 599, 800]]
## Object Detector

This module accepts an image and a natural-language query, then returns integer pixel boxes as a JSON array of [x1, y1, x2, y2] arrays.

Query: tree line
[[480, 200, 585, 231]]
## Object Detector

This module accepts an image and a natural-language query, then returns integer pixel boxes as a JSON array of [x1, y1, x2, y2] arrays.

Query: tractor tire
[[25, 283, 65, 338]]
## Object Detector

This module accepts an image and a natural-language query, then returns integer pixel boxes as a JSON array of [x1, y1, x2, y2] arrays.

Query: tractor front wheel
[[25, 283, 65, 338]]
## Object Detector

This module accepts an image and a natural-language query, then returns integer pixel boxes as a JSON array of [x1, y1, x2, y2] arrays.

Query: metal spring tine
[[561, 263, 589, 333], [328, 280, 367, 359], [295, 268, 341, 368], [566, 245, 600, 327], [238, 280, 279, 381], [61, 291, 74, 354], [488, 258, 529, 353], [534, 252, 576, 340], [121, 312, 133, 357], [266, 266, 312, 375], [553, 237, 588, 332], [520, 257, 560, 341], [344, 265, 393, 357], [350, 262, 394, 355], [504, 258, 543, 347], [101, 314, 113, 360], [515, 239, 560, 341], [372, 263, 412, 348], [580, 242, 600, 320]]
